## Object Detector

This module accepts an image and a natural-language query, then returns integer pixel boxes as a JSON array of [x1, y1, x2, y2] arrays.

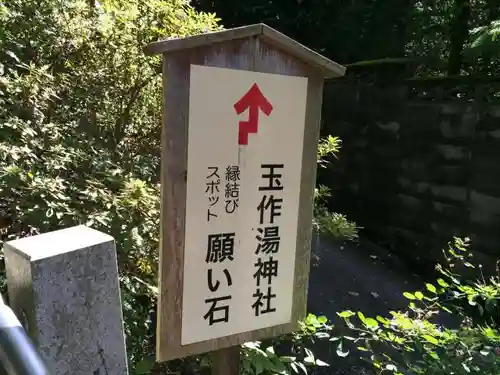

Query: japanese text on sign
[[204, 232, 235, 325], [206, 167, 220, 222], [252, 164, 284, 316], [181, 64, 308, 345]]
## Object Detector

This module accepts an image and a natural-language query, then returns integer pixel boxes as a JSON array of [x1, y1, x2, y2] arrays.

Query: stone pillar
[[3, 225, 129, 375]]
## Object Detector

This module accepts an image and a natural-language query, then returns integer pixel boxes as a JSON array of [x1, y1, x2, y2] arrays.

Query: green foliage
[[334, 237, 500, 374], [316, 135, 341, 167], [314, 136, 359, 241], [470, 20, 500, 55], [193, 0, 500, 76], [241, 314, 332, 375], [193, 0, 413, 63], [0, 2, 358, 374], [0, 0, 220, 373], [234, 136, 358, 374]]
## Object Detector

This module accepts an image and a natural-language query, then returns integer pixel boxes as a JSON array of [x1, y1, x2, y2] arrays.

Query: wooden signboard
[[145, 23, 346, 364]]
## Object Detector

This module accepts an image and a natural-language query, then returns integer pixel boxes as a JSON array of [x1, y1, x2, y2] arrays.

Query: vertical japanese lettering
[[206, 232, 235, 263], [204, 296, 232, 325], [252, 163, 284, 316], [255, 226, 280, 254], [259, 164, 284, 191], [207, 268, 233, 292], [203, 231, 235, 325], [206, 167, 220, 222], [204, 265, 233, 326], [253, 256, 279, 286], [225, 165, 240, 214], [203, 165, 239, 326], [252, 287, 277, 316], [257, 195, 282, 224]]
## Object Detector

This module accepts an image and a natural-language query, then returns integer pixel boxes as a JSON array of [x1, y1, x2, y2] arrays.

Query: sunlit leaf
[[336, 342, 350, 357], [426, 284, 437, 294], [403, 292, 416, 300], [422, 335, 439, 345], [315, 359, 329, 367], [337, 310, 355, 318]]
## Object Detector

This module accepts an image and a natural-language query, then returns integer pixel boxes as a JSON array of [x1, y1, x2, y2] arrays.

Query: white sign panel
[[181, 65, 308, 345]]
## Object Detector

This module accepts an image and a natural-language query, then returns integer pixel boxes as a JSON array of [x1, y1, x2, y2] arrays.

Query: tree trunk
[[448, 0, 470, 75], [488, 0, 500, 20]]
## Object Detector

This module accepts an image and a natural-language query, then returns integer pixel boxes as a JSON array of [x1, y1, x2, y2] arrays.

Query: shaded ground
[[306, 235, 432, 374]]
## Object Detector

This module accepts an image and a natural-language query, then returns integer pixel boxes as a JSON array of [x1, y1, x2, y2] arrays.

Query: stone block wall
[[321, 68, 500, 264]]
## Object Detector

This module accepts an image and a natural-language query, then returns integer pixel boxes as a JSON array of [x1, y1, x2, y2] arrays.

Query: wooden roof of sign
[[145, 23, 346, 79]]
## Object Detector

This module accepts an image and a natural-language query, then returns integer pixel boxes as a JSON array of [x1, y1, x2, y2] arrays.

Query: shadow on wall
[[319, 62, 500, 270]]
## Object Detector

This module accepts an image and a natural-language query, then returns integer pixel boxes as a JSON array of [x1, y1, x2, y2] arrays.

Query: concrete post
[[3, 225, 129, 375]]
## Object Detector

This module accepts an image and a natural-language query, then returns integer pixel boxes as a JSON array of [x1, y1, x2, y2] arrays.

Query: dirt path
[[306, 235, 427, 374]]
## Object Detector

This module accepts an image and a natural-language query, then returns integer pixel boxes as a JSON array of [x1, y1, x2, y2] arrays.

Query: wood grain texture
[[260, 25, 346, 78], [157, 36, 336, 362], [146, 24, 261, 56], [210, 346, 241, 375], [291, 70, 324, 323], [145, 24, 346, 78]]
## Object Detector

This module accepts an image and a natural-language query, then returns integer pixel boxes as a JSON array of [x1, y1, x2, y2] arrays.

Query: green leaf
[[403, 292, 416, 300], [305, 313, 317, 326], [426, 284, 437, 294], [315, 359, 329, 367], [269, 358, 288, 374], [337, 310, 355, 318], [439, 304, 453, 314], [376, 316, 389, 324], [422, 335, 439, 345], [304, 356, 314, 364], [254, 355, 265, 374], [314, 332, 330, 339], [364, 318, 379, 329], [357, 311, 366, 322], [297, 362, 308, 374], [415, 291, 424, 300], [266, 346, 276, 356], [6, 50, 20, 63], [437, 278, 449, 288], [428, 351, 439, 360], [336, 342, 350, 357], [386, 364, 397, 372], [317, 315, 328, 324]]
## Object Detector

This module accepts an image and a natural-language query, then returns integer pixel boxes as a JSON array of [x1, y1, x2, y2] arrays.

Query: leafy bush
[[335, 237, 500, 374], [0, 0, 219, 372], [314, 136, 359, 241], [241, 314, 332, 375], [0, 2, 356, 374]]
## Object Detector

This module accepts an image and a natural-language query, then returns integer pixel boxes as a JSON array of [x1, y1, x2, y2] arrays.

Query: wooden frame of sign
[[145, 23, 346, 362]]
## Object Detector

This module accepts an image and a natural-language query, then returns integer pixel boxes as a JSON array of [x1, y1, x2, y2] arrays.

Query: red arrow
[[233, 83, 273, 145]]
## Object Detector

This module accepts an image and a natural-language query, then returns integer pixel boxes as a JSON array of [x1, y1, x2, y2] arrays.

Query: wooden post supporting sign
[[145, 23, 346, 374]]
